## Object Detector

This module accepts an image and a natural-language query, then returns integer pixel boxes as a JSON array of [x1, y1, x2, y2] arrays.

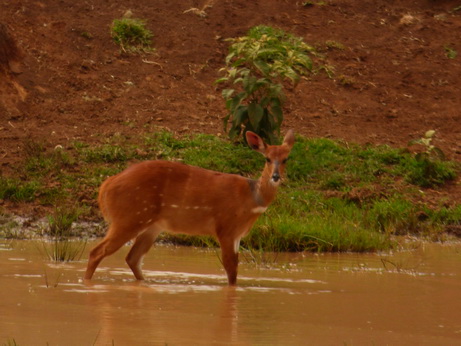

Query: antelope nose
[[272, 172, 280, 182]]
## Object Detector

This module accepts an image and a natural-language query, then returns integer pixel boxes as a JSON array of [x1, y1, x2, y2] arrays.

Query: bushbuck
[[85, 130, 294, 285]]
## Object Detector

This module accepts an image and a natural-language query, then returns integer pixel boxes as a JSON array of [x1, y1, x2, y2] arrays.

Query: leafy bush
[[111, 18, 153, 53], [217, 25, 317, 144]]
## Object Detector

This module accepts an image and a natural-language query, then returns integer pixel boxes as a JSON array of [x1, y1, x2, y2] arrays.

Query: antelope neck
[[248, 170, 278, 208]]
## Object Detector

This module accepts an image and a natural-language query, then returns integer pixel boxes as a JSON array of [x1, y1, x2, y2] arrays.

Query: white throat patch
[[251, 206, 268, 214]]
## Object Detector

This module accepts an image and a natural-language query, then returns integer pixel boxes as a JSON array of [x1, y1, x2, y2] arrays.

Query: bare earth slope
[[0, 0, 460, 213]]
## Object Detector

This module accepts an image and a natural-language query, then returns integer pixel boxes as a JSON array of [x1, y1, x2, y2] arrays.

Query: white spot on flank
[[161, 203, 165, 207], [143, 207, 148, 211], [147, 219, 152, 223], [193, 206, 200, 210], [171, 204, 179, 208], [136, 211, 141, 215], [251, 206, 267, 214]]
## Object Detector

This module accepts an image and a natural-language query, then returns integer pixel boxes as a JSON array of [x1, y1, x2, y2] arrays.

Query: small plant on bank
[[111, 17, 153, 53], [324, 40, 345, 50], [444, 45, 457, 59], [407, 130, 457, 187], [217, 25, 318, 144], [409, 130, 444, 160], [302, 1, 327, 7]]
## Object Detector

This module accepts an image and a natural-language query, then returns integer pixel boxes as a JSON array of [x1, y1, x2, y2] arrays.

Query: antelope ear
[[282, 129, 295, 149], [246, 131, 267, 154]]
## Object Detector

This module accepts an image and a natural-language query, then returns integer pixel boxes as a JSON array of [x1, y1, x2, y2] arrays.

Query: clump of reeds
[[39, 206, 87, 262]]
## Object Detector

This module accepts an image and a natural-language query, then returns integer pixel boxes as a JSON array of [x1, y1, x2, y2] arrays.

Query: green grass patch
[[1, 131, 459, 252], [0, 177, 40, 202]]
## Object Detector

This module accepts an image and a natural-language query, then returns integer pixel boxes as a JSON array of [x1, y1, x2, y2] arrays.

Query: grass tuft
[[111, 17, 153, 53], [40, 206, 87, 262]]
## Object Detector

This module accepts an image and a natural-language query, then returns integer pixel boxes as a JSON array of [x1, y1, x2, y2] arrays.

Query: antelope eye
[[265, 157, 271, 163]]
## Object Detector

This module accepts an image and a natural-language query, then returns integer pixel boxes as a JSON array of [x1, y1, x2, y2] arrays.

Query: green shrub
[[111, 18, 153, 53], [406, 130, 457, 187], [217, 25, 318, 144]]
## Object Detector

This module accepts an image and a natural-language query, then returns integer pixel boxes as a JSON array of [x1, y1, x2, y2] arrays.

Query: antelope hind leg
[[126, 226, 161, 280]]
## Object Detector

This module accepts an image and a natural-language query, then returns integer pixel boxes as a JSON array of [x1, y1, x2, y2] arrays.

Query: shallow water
[[1, 240, 461, 345]]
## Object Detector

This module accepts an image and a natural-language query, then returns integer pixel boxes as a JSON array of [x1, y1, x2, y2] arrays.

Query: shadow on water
[[1, 240, 461, 345]]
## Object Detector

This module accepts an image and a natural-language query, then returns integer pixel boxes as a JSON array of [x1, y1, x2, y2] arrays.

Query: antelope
[[84, 130, 295, 285]]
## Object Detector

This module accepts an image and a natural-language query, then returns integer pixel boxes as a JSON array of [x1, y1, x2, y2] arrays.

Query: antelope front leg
[[219, 236, 240, 286]]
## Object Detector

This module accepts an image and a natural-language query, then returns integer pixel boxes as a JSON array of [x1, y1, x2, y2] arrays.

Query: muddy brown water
[[1, 240, 461, 345]]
